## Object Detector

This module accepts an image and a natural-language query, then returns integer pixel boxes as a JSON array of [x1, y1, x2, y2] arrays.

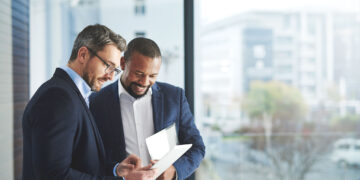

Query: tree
[[243, 81, 307, 150], [331, 114, 360, 132], [242, 81, 330, 180]]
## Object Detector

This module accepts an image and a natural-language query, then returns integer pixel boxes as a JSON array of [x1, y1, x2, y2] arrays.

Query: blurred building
[[199, 11, 360, 129]]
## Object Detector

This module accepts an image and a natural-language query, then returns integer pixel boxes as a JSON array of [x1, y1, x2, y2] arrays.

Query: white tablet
[[151, 144, 192, 179]]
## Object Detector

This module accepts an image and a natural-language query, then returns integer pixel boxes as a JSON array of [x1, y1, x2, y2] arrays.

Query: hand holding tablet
[[145, 123, 192, 179]]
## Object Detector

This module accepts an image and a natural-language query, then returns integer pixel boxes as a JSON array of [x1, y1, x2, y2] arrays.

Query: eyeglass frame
[[86, 47, 121, 76]]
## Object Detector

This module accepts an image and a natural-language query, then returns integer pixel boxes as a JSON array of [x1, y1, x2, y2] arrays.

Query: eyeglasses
[[86, 47, 121, 76]]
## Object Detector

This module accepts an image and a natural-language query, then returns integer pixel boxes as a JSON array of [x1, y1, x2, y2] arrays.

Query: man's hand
[[116, 154, 157, 180], [156, 165, 176, 180], [116, 154, 142, 177], [124, 164, 157, 180]]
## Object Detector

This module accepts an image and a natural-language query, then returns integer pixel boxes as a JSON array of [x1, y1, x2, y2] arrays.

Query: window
[[338, 144, 350, 150], [135, 31, 146, 37], [134, 0, 146, 16], [195, 0, 360, 179], [30, 0, 184, 94]]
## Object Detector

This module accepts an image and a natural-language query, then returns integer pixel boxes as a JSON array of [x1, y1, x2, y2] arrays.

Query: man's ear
[[77, 46, 89, 64], [120, 56, 126, 70]]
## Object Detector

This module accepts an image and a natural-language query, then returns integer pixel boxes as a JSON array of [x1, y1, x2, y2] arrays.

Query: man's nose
[[105, 71, 114, 81], [139, 76, 150, 86]]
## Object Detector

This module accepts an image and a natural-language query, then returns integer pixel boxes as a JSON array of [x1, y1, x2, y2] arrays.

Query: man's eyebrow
[[106, 60, 116, 67], [135, 70, 144, 74]]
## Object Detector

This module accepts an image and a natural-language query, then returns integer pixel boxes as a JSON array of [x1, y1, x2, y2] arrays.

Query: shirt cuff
[[113, 163, 126, 180], [113, 162, 120, 176]]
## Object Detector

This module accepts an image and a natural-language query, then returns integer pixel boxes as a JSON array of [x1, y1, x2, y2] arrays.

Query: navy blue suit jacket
[[22, 68, 120, 180], [90, 81, 205, 180]]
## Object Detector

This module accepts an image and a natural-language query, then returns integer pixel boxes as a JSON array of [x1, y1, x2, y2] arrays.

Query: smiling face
[[83, 44, 122, 92], [120, 51, 162, 98]]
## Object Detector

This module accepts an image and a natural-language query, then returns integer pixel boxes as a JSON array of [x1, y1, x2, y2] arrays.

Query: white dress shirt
[[118, 79, 154, 166]]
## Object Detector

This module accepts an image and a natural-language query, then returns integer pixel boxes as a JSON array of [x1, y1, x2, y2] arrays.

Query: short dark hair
[[69, 24, 126, 62], [123, 37, 161, 61]]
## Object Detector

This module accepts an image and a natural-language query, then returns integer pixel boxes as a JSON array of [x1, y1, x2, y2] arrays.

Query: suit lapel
[[152, 83, 164, 133], [108, 81, 122, 125]]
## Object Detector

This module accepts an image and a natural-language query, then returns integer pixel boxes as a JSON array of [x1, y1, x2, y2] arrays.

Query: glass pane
[[30, 0, 184, 96], [195, 0, 360, 179]]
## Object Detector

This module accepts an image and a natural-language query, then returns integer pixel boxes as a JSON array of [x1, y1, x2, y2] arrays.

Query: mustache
[[98, 77, 108, 82], [131, 82, 147, 88]]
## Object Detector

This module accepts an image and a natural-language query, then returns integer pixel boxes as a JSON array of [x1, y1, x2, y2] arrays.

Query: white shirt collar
[[60, 66, 92, 100]]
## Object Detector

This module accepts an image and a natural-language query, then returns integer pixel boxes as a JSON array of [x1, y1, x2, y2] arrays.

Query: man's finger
[[140, 164, 153, 170], [157, 173, 164, 179], [145, 168, 156, 178], [120, 163, 135, 170], [125, 154, 142, 168], [150, 160, 158, 165]]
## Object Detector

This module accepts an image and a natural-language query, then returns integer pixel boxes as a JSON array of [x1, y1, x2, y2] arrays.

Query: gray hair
[[69, 24, 126, 62], [124, 37, 161, 62]]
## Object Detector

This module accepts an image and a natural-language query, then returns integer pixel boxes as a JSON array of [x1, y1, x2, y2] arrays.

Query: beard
[[83, 71, 102, 92], [125, 82, 150, 99]]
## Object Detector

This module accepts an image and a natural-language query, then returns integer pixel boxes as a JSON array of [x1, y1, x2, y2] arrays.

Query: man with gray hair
[[22, 24, 156, 180]]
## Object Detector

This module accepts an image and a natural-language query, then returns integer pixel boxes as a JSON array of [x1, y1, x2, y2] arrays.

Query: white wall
[[0, 0, 14, 179], [100, 0, 184, 87], [30, 0, 185, 95], [30, 0, 48, 96]]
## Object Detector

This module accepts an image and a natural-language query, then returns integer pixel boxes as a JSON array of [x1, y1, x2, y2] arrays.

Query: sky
[[199, 0, 360, 24]]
